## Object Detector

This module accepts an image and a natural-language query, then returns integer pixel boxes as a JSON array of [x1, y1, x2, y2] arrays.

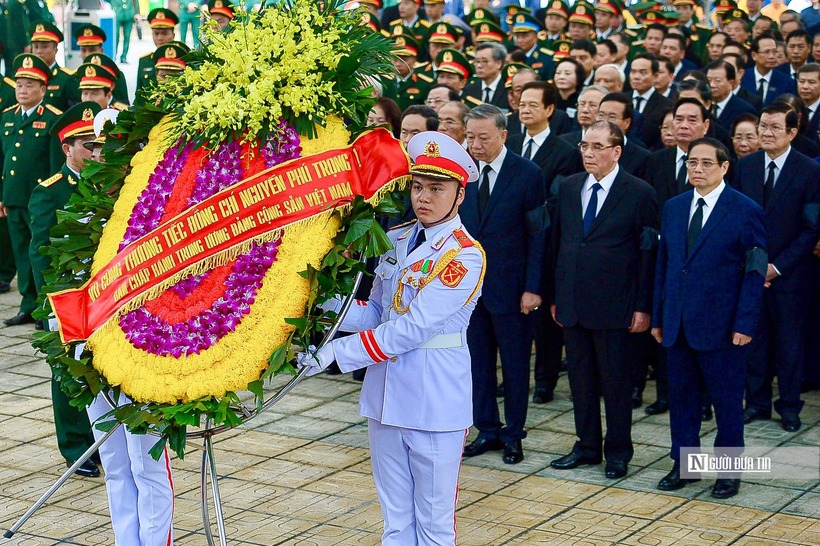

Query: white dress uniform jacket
[[334, 215, 484, 432]]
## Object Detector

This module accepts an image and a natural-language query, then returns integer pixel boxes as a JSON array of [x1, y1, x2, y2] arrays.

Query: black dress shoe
[[0, 280, 10, 293], [463, 437, 503, 458], [3, 312, 35, 327], [743, 407, 771, 424], [532, 387, 553, 404], [645, 400, 669, 415], [550, 451, 602, 469], [34, 319, 44, 331], [657, 466, 701, 491], [605, 461, 628, 479], [701, 405, 713, 422], [496, 383, 504, 398], [71, 459, 101, 478], [781, 413, 801, 432], [712, 478, 740, 499], [632, 387, 642, 409], [502, 440, 524, 464]]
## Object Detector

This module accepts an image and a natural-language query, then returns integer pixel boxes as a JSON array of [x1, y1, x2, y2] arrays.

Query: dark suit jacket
[[507, 131, 583, 201], [715, 94, 756, 132], [652, 186, 767, 350], [637, 90, 673, 149], [619, 139, 652, 181], [733, 149, 820, 292], [560, 130, 582, 148], [463, 80, 510, 111], [506, 109, 572, 138], [548, 168, 659, 329], [735, 86, 762, 111], [461, 150, 547, 314], [647, 147, 685, 213], [673, 59, 698, 82], [740, 68, 797, 106]]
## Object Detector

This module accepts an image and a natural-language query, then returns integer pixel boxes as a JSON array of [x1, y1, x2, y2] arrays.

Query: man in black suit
[[661, 34, 697, 81], [597, 92, 651, 180], [548, 121, 659, 479], [629, 53, 674, 147], [462, 43, 510, 111], [653, 137, 767, 499], [561, 85, 609, 147], [797, 64, 820, 144], [734, 104, 820, 432], [507, 81, 583, 403], [460, 104, 547, 465], [721, 52, 763, 112], [706, 60, 757, 132], [740, 34, 797, 106]]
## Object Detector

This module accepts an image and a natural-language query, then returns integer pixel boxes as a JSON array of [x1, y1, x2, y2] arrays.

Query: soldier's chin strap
[[428, 183, 464, 227]]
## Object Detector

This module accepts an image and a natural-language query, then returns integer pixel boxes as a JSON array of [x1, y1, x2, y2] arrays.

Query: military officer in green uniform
[[73, 24, 129, 106], [0, 54, 62, 327], [385, 33, 433, 111], [387, 0, 431, 61], [207, 0, 235, 30], [4, 0, 30, 74], [82, 52, 129, 109], [29, 21, 81, 112], [673, 0, 712, 64], [76, 61, 128, 111], [511, 13, 555, 80], [111, 0, 140, 64], [29, 101, 101, 477], [542, 0, 569, 49], [435, 47, 472, 96], [135, 8, 179, 106], [152, 41, 190, 83]]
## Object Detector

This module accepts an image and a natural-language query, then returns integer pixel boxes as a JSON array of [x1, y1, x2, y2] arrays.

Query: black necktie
[[634, 96, 643, 113], [409, 229, 426, 254], [764, 162, 776, 206], [711, 104, 718, 119], [757, 77, 766, 98], [478, 165, 492, 217], [677, 155, 688, 190], [583, 182, 602, 236], [524, 138, 534, 160], [483, 86, 491, 103], [687, 197, 706, 255]]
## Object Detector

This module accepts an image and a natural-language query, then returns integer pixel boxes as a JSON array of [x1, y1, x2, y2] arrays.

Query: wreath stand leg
[[200, 422, 228, 546], [3, 424, 122, 539]]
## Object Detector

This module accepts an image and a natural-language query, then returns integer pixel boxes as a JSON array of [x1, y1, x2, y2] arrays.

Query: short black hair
[[646, 23, 668, 36], [751, 32, 778, 53], [597, 39, 618, 56], [680, 69, 707, 82], [705, 60, 737, 81], [661, 34, 686, 51], [632, 52, 659, 73], [768, 97, 803, 131], [402, 105, 440, 130], [521, 80, 558, 110], [786, 28, 811, 45], [720, 51, 747, 70], [677, 79, 712, 103], [600, 92, 634, 121], [730, 112, 759, 137], [673, 97, 710, 122], [657, 55, 675, 74], [427, 83, 461, 102], [570, 39, 597, 57], [688, 137, 730, 164]]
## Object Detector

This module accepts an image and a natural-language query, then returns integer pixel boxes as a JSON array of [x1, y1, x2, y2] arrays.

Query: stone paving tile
[[536, 508, 653, 542], [494, 475, 603, 506], [744, 513, 820, 543], [254, 415, 356, 441], [276, 441, 369, 469], [692, 481, 805, 512], [578, 488, 687, 519], [620, 521, 741, 545], [782, 492, 820, 519], [504, 529, 616, 544], [660, 500, 770, 534], [0, 393, 52, 417], [454, 516, 529, 545]]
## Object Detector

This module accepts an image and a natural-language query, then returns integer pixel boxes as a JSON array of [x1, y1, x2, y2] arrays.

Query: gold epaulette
[[419, 19, 431, 27], [416, 72, 433, 83], [623, 28, 638, 37], [44, 104, 63, 115], [3, 77, 15, 88], [140, 51, 153, 59], [695, 24, 712, 31], [59, 66, 75, 75], [112, 101, 129, 111], [389, 219, 418, 231], [539, 47, 554, 55], [464, 95, 483, 106], [389, 18, 402, 26], [3, 104, 16, 113], [39, 172, 63, 188]]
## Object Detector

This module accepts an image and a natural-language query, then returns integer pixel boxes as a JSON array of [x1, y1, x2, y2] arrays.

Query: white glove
[[296, 343, 335, 377], [317, 296, 344, 314]]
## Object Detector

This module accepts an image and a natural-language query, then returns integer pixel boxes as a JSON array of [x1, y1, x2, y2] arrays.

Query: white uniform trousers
[[87, 394, 175, 546], [368, 419, 467, 546]]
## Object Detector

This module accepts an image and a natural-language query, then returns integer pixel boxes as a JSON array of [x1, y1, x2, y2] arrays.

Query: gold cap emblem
[[82, 108, 94, 121], [508, 65, 518, 76], [559, 43, 570, 51], [577, 6, 586, 14], [423, 141, 440, 158], [516, 14, 526, 23], [396, 36, 406, 46], [166, 47, 177, 58], [84, 28, 93, 37], [646, 12, 656, 20], [85, 66, 96, 77], [394, 25, 404, 35], [553, 1, 562, 8], [474, 9, 484, 18], [22, 56, 33, 68], [157, 10, 165, 18], [91, 55, 101, 65], [36, 24, 44, 32], [480, 23, 489, 32], [214, 0, 223, 7], [437, 24, 447, 33], [443, 51, 453, 62]]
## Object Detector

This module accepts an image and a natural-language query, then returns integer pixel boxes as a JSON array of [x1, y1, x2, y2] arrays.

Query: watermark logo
[[680, 447, 819, 480]]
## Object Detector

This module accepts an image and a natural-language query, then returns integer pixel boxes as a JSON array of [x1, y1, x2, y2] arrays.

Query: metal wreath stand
[[5, 268, 365, 545]]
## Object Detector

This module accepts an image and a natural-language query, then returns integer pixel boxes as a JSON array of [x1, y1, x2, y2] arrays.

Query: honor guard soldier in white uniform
[[299, 132, 484, 546], [81, 109, 175, 546]]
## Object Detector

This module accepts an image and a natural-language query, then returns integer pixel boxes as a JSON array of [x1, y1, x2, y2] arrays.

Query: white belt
[[419, 331, 467, 349]]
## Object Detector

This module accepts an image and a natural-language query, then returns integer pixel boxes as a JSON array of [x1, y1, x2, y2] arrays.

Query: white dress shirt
[[690, 180, 726, 227], [522, 126, 551, 160], [764, 146, 791, 188], [581, 165, 619, 216], [478, 146, 508, 194]]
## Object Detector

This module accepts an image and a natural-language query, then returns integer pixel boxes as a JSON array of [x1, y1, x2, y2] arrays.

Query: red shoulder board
[[452, 228, 474, 248]]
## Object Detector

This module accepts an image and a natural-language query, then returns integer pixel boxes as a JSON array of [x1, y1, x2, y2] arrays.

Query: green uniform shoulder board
[[389, 18, 402, 26], [39, 172, 63, 188], [539, 47, 554, 55], [416, 72, 434, 83], [380, 29, 392, 38], [633, 40, 646, 46], [695, 24, 711, 31], [419, 20, 431, 28], [45, 104, 63, 115], [623, 28, 637, 37], [3, 77, 15, 88], [112, 101, 129, 111], [389, 219, 418, 231], [140, 52, 153, 59], [3, 104, 17, 113], [464, 95, 483, 106], [59, 66, 75, 75]]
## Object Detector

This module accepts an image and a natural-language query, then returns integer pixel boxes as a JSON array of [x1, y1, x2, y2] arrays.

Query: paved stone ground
[[0, 281, 818, 545]]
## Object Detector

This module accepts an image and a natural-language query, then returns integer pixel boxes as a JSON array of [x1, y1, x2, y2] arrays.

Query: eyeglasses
[[758, 124, 787, 133], [685, 159, 720, 169], [732, 135, 757, 142], [596, 112, 623, 122], [578, 143, 617, 153], [438, 118, 462, 127], [425, 98, 447, 106]]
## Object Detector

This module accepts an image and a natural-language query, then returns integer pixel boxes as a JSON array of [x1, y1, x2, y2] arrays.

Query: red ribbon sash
[[49, 129, 410, 343]]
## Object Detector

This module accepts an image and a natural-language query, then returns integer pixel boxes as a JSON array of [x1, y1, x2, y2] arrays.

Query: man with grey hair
[[463, 43, 509, 110], [561, 85, 610, 147], [594, 64, 626, 94], [460, 104, 547, 465], [437, 100, 469, 148]]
